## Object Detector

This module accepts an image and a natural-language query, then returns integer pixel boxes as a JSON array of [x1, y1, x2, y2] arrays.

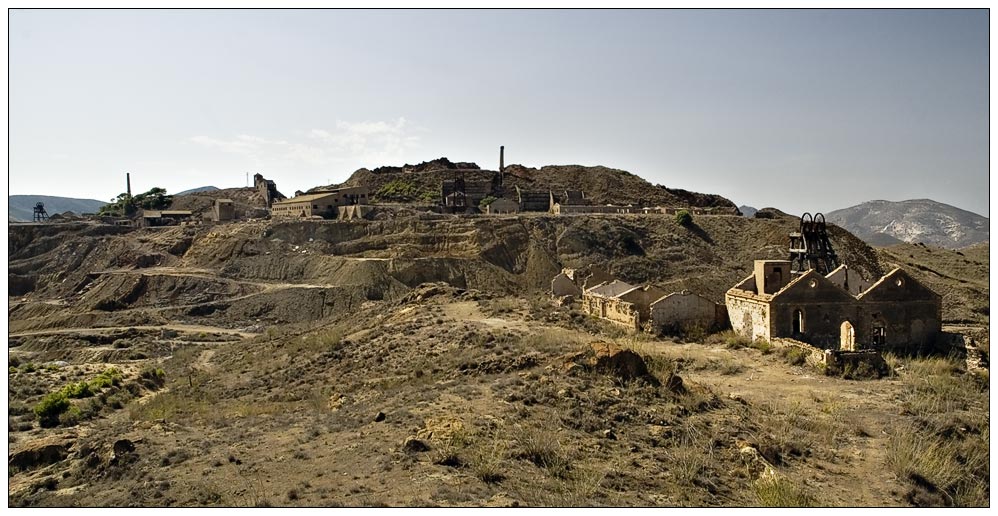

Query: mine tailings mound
[[328, 158, 737, 208], [11, 214, 883, 311]]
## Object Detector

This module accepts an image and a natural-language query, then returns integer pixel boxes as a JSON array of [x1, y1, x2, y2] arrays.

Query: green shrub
[[34, 392, 71, 428], [674, 210, 693, 226], [90, 367, 124, 389], [374, 179, 435, 203], [61, 381, 95, 399], [478, 195, 497, 211]]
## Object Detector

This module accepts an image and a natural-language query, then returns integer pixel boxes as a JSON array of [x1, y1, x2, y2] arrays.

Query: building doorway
[[840, 321, 855, 351], [792, 309, 805, 335], [872, 326, 886, 347]]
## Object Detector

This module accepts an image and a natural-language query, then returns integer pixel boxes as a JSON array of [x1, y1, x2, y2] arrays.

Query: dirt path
[[441, 301, 532, 331]]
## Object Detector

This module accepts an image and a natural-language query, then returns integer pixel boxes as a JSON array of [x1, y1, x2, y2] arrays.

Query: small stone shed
[[213, 198, 234, 222]]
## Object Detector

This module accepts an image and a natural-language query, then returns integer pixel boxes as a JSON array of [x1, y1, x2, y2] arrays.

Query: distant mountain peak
[[826, 199, 988, 249]]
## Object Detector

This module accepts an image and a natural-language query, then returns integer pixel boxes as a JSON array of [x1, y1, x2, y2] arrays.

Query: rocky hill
[[320, 158, 736, 209], [825, 199, 989, 249], [9, 195, 107, 222], [167, 187, 270, 219], [174, 186, 220, 196]]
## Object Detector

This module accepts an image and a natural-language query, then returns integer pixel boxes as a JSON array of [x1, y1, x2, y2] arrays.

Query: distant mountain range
[[738, 205, 758, 218], [175, 186, 220, 196], [8, 195, 107, 222], [825, 199, 989, 249]]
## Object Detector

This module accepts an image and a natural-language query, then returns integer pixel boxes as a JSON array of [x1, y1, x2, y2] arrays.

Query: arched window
[[792, 309, 805, 335]]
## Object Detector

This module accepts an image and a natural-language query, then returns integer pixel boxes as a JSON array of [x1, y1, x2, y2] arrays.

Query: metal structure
[[32, 202, 49, 222], [789, 212, 838, 276]]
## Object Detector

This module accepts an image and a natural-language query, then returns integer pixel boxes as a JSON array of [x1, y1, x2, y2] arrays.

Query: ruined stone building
[[213, 199, 234, 222], [555, 266, 723, 333], [270, 186, 371, 219], [551, 204, 739, 216], [484, 198, 519, 215], [581, 280, 667, 331], [140, 210, 193, 227], [441, 177, 495, 213], [515, 186, 553, 212], [253, 173, 286, 208], [551, 265, 615, 299], [649, 290, 726, 334], [725, 260, 941, 353]]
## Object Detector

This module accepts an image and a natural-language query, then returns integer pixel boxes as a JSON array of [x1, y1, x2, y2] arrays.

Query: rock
[[602, 429, 617, 440], [415, 417, 464, 442], [111, 439, 136, 463], [8, 437, 72, 472], [664, 373, 685, 393], [563, 342, 660, 385], [728, 393, 747, 404], [402, 437, 430, 453], [374, 411, 386, 423]]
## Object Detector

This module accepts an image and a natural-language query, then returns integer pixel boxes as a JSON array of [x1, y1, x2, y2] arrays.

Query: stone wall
[[582, 295, 639, 331], [770, 338, 828, 367], [725, 293, 771, 342], [650, 292, 718, 332]]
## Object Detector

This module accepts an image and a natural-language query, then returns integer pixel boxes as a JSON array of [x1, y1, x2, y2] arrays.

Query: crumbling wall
[[650, 292, 718, 332], [770, 338, 827, 367], [582, 295, 639, 331], [551, 273, 581, 297], [725, 294, 771, 342]]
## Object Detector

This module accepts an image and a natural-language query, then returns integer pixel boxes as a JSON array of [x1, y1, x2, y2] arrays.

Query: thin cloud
[[189, 117, 422, 169]]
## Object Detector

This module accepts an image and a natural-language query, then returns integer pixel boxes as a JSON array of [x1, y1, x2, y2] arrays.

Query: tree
[[97, 187, 173, 216], [674, 209, 693, 227]]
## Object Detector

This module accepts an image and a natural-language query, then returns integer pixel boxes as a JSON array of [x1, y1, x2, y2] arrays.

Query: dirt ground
[[7, 216, 989, 507]]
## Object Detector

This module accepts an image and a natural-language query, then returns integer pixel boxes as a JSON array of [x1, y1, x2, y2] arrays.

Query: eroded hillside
[[7, 214, 988, 507]]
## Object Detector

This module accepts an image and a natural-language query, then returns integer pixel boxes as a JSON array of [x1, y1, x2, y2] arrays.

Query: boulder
[[8, 436, 73, 472], [564, 342, 661, 385]]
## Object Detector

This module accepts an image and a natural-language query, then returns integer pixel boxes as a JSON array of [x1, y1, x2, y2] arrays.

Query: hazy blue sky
[[9, 9, 989, 216]]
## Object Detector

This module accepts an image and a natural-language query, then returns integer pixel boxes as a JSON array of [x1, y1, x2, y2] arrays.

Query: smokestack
[[126, 173, 131, 197]]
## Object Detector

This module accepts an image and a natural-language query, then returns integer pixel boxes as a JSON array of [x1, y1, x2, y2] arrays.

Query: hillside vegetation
[[7, 211, 988, 508]]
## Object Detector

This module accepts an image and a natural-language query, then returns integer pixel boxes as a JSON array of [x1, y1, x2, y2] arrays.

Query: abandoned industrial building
[[553, 266, 725, 333], [725, 260, 942, 353], [270, 186, 371, 219], [253, 173, 286, 208]]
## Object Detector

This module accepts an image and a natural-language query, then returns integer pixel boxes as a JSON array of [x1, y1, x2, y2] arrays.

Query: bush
[[753, 475, 816, 507], [34, 392, 71, 427], [374, 179, 435, 203], [780, 347, 808, 366], [62, 381, 95, 399], [139, 368, 166, 389], [90, 367, 124, 389], [674, 210, 693, 226]]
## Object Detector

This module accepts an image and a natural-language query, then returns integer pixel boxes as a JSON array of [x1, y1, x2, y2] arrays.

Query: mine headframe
[[789, 212, 838, 276], [32, 202, 49, 222]]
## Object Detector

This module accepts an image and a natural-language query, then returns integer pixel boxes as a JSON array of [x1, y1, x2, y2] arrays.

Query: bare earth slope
[[7, 214, 988, 507]]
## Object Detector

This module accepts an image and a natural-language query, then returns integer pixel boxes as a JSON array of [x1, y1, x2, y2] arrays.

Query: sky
[[8, 9, 990, 217]]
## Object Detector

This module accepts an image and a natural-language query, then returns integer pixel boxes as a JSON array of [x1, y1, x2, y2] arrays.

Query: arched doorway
[[840, 321, 855, 351]]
